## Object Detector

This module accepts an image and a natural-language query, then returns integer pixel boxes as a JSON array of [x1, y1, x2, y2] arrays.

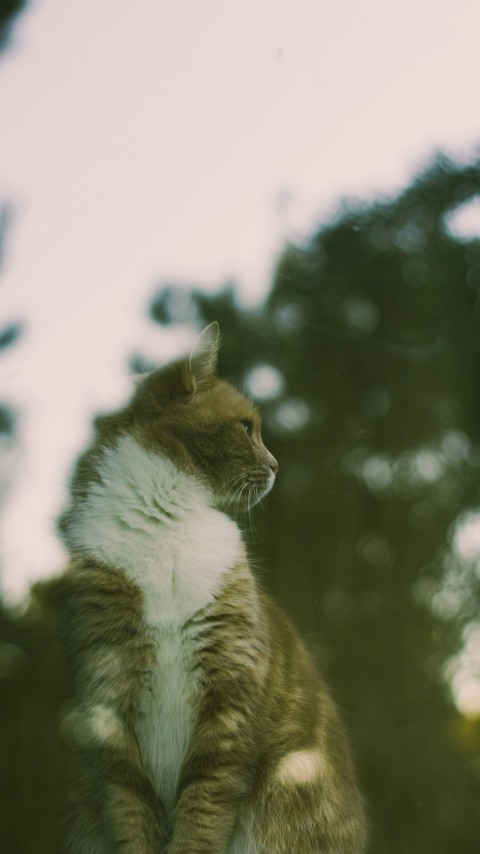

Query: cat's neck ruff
[[69, 434, 243, 626]]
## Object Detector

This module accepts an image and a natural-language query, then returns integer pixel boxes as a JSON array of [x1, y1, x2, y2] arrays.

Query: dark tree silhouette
[[150, 154, 480, 854], [0, 0, 28, 51]]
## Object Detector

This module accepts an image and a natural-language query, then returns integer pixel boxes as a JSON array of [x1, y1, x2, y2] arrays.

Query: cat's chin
[[255, 470, 276, 504]]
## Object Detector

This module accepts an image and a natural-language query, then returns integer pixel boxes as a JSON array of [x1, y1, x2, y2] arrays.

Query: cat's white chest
[[69, 435, 243, 625], [127, 504, 242, 625]]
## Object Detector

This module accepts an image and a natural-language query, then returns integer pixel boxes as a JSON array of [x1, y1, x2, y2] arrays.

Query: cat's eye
[[240, 420, 253, 436]]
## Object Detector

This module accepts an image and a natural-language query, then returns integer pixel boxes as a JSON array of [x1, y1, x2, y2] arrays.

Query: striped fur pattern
[[55, 324, 366, 853]]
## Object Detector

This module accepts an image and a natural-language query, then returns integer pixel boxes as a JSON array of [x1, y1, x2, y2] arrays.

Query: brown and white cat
[[55, 323, 366, 854]]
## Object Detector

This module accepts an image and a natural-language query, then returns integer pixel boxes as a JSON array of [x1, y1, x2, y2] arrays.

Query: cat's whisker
[[230, 477, 248, 500], [223, 473, 246, 490], [222, 473, 248, 510], [246, 484, 259, 540], [235, 480, 250, 519], [233, 482, 244, 518], [235, 474, 255, 516], [226, 482, 240, 516]]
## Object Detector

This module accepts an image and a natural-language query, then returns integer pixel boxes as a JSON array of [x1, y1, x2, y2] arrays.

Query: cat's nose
[[269, 455, 279, 476]]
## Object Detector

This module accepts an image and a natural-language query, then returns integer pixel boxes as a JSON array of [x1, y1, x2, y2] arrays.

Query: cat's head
[[92, 322, 278, 514]]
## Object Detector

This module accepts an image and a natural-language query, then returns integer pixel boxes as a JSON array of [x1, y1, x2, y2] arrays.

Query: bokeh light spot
[[244, 364, 285, 401]]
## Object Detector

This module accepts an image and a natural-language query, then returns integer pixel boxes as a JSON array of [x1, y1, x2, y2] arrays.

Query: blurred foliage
[[1, 154, 480, 852], [0, 595, 68, 853], [0, 0, 27, 441], [0, 0, 28, 51], [0, 210, 22, 508], [0, 207, 21, 436], [0, 0, 27, 433]]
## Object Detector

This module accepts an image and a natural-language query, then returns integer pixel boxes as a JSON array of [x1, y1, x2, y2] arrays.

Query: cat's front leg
[[53, 566, 168, 852], [167, 737, 254, 854], [167, 741, 253, 854], [167, 607, 263, 853], [100, 773, 166, 853], [68, 737, 168, 853]]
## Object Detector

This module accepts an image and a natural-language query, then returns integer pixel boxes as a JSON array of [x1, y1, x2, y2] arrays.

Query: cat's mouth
[[220, 467, 275, 514]]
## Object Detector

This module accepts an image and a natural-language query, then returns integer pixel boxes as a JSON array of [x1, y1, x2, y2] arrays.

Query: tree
[[0, 0, 28, 51], [151, 154, 480, 853]]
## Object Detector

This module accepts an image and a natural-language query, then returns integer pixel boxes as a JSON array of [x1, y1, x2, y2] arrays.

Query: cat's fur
[[54, 323, 366, 853]]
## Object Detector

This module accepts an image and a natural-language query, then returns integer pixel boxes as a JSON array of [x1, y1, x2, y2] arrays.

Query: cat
[[53, 322, 367, 854]]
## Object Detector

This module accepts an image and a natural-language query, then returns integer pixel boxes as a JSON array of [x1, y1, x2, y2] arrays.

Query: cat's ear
[[188, 322, 220, 390]]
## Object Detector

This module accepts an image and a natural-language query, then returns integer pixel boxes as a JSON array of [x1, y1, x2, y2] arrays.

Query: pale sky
[[0, 0, 479, 707]]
